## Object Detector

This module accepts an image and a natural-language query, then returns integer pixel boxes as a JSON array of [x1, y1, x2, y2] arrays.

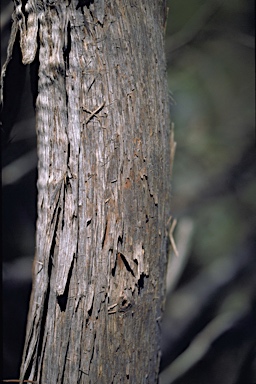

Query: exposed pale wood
[[7, 1, 172, 382]]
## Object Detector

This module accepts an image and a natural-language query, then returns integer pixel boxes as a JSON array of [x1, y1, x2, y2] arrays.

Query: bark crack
[[57, 256, 74, 312], [63, 21, 71, 70], [137, 272, 148, 294], [119, 253, 135, 277], [101, 219, 108, 248]]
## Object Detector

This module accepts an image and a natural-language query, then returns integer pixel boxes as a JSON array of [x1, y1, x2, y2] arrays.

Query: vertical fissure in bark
[[87, 294, 94, 316], [57, 257, 74, 312], [101, 218, 109, 248], [137, 272, 147, 294], [34, 261, 52, 379], [63, 20, 71, 70], [111, 250, 117, 277], [119, 253, 135, 277]]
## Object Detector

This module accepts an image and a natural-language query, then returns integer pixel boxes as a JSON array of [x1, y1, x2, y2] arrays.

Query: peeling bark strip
[[17, 1, 171, 383]]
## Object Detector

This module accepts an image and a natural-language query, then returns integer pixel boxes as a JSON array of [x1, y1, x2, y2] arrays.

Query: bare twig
[[166, 217, 194, 294], [169, 217, 178, 257], [83, 101, 105, 124]]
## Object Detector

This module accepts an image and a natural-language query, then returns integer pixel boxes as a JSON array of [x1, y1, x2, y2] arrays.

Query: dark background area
[[1, 1, 255, 382]]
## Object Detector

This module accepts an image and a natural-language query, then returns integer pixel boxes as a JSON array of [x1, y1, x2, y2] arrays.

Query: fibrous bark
[[4, 1, 171, 382]]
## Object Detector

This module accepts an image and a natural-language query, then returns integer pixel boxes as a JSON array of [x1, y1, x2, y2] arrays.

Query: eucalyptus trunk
[[4, 1, 171, 382]]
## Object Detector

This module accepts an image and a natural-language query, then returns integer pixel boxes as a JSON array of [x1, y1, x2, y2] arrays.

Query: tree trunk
[[7, 1, 171, 382]]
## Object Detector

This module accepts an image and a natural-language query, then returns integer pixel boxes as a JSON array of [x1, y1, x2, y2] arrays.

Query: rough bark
[[5, 1, 171, 382]]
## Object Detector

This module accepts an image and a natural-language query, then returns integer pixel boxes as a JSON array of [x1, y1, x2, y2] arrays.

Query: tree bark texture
[[9, 1, 171, 382]]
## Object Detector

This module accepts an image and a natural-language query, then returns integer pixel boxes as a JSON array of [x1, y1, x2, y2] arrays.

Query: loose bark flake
[[12, 1, 172, 383]]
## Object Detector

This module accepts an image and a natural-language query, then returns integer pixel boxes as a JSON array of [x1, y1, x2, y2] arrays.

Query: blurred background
[[1, 0, 255, 382]]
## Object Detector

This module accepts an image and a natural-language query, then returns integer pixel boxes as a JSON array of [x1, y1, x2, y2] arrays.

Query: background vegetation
[[2, 0, 255, 382]]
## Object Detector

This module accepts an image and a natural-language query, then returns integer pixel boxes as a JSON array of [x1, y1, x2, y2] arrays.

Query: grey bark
[[3, 1, 171, 383]]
